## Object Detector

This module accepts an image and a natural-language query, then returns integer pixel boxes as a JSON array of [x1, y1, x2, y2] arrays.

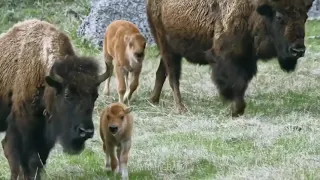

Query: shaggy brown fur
[[0, 19, 110, 180], [146, 0, 313, 116], [102, 20, 146, 103], [100, 102, 133, 180]]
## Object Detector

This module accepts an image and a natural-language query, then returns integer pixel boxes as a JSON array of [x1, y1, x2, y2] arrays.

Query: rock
[[77, 0, 320, 48], [308, 0, 320, 20], [77, 0, 154, 49]]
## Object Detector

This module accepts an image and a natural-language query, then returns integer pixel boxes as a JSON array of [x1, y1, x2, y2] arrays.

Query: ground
[[1, 1, 320, 179]]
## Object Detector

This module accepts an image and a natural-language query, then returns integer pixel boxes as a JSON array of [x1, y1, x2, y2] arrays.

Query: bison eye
[[64, 93, 73, 100], [120, 116, 124, 121], [275, 12, 284, 23], [135, 52, 144, 58]]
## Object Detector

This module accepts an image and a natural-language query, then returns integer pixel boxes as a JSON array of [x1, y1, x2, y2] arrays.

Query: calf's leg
[[108, 144, 118, 172], [124, 69, 141, 103], [119, 140, 131, 180], [103, 54, 114, 96], [116, 146, 121, 173], [103, 142, 111, 169], [115, 65, 127, 103]]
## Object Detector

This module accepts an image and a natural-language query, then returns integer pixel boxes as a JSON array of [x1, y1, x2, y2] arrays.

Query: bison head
[[44, 56, 110, 154], [256, 0, 314, 72]]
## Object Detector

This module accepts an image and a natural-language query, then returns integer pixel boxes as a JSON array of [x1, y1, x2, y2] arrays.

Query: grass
[[1, 1, 320, 179]]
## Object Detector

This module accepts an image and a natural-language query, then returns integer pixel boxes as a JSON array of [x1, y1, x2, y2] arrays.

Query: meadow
[[1, 1, 320, 179]]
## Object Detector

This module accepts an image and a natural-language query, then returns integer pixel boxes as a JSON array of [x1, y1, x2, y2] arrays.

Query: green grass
[[1, 1, 320, 179]]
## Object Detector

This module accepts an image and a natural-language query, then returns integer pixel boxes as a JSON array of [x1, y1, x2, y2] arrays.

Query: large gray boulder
[[77, 0, 154, 48], [308, 0, 320, 20], [77, 0, 320, 48]]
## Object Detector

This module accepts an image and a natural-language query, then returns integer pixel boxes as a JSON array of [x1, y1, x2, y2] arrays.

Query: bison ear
[[45, 76, 62, 92], [124, 107, 132, 114], [257, 4, 274, 19], [124, 35, 131, 44]]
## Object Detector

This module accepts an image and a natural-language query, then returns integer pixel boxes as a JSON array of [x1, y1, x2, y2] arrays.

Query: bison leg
[[212, 57, 256, 117], [124, 70, 141, 103], [32, 134, 52, 178], [164, 53, 186, 114], [103, 142, 111, 169], [2, 132, 22, 180], [20, 142, 41, 180], [115, 65, 127, 103], [108, 144, 118, 172], [119, 140, 131, 180], [0, 96, 12, 132], [20, 128, 47, 179], [2, 113, 23, 180], [103, 55, 114, 96], [149, 59, 167, 104]]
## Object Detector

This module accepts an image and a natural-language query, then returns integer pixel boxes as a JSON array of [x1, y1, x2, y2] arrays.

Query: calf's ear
[[257, 4, 274, 19], [45, 76, 62, 93], [124, 107, 133, 114]]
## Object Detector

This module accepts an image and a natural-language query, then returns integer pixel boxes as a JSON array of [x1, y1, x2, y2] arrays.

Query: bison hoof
[[231, 100, 246, 117], [175, 103, 187, 114], [148, 97, 160, 104]]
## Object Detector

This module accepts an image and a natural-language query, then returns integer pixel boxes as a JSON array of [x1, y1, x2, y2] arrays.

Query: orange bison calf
[[100, 102, 133, 180], [102, 20, 147, 103], [0, 19, 110, 180]]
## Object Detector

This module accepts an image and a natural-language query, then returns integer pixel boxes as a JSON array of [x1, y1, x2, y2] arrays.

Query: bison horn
[[96, 62, 111, 84], [49, 65, 64, 84]]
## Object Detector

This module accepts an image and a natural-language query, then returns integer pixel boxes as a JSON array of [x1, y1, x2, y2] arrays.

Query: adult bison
[[146, 0, 314, 116], [0, 19, 110, 179]]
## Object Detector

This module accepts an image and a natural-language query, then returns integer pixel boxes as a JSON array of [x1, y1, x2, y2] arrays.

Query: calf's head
[[256, 0, 314, 71], [45, 56, 110, 154], [124, 33, 147, 64], [104, 103, 132, 135]]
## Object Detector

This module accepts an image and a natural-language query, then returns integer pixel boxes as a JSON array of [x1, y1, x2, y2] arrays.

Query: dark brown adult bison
[[146, 0, 314, 116], [0, 19, 110, 179]]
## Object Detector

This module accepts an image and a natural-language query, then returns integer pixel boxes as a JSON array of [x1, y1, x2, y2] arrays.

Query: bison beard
[[278, 57, 298, 72]]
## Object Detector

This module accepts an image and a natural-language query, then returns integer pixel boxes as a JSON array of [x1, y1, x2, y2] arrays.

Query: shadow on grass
[[100, 87, 320, 119], [43, 168, 155, 180]]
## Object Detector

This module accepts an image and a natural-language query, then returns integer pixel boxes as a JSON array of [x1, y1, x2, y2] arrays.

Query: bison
[[99, 102, 133, 180], [0, 19, 110, 179], [102, 20, 147, 103], [146, 0, 314, 116]]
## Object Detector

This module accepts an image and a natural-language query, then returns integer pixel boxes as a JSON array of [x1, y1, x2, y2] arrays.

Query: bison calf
[[102, 20, 147, 103], [100, 102, 133, 180]]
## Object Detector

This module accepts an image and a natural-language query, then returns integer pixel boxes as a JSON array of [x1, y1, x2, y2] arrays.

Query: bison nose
[[109, 125, 118, 134], [77, 127, 94, 139], [289, 46, 306, 58]]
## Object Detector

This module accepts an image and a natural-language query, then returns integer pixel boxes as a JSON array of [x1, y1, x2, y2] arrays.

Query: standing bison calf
[[100, 102, 133, 180], [102, 20, 147, 103], [146, 0, 314, 116], [0, 19, 110, 179]]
